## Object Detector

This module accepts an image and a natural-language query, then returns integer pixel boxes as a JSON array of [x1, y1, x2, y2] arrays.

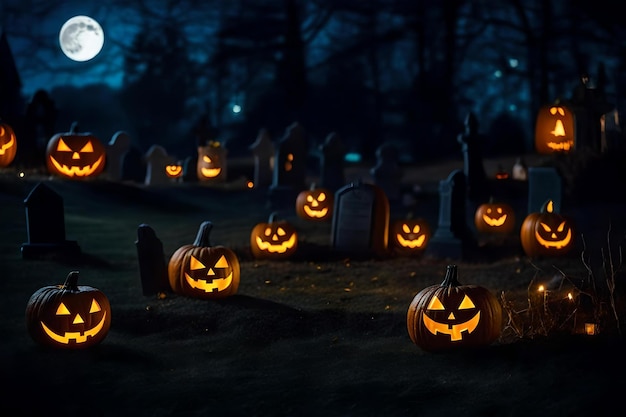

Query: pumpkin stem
[[69, 121, 79, 134], [193, 221, 213, 246], [63, 271, 80, 291], [440, 265, 461, 288]]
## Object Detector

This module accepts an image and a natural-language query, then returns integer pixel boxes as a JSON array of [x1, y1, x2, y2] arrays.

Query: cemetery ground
[[1, 153, 626, 417]]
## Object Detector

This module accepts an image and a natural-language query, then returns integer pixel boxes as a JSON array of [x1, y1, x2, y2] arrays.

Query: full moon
[[59, 15, 104, 62]]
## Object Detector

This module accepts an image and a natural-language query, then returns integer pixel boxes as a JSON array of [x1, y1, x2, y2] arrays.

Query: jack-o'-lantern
[[474, 197, 516, 234], [389, 214, 430, 255], [295, 183, 333, 221], [0, 119, 17, 167], [165, 163, 183, 178], [407, 265, 502, 352], [520, 199, 574, 258], [250, 212, 298, 259], [535, 103, 575, 154], [46, 122, 106, 179], [197, 140, 227, 182], [25, 271, 111, 349], [168, 221, 240, 299]]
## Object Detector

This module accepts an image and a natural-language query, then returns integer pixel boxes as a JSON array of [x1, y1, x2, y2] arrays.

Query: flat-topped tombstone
[[21, 182, 80, 260], [528, 167, 562, 214], [331, 180, 389, 257]]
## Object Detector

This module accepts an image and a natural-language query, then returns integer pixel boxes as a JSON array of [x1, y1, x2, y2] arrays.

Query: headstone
[[370, 142, 402, 201], [425, 170, 474, 260], [248, 128, 274, 188], [121, 145, 146, 183], [528, 167, 562, 214], [457, 112, 488, 201], [512, 157, 528, 181], [106, 131, 132, 181], [135, 224, 170, 296], [330, 180, 389, 257], [268, 122, 308, 207], [144, 144, 174, 186], [21, 182, 81, 260], [21, 89, 57, 169], [318, 132, 346, 192]]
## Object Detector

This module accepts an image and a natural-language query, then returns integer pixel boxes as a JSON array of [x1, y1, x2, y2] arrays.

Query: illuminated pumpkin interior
[[546, 106, 573, 151], [49, 138, 105, 177], [41, 298, 107, 345], [200, 155, 222, 178], [303, 192, 329, 218], [396, 223, 427, 248], [255, 225, 297, 253], [184, 254, 233, 293], [165, 164, 183, 178], [482, 207, 508, 227], [533, 200, 572, 249], [0, 126, 16, 155], [284, 153, 294, 172], [422, 294, 480, 341]]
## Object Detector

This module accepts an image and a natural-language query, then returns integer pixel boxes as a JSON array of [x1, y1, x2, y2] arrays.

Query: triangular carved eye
[[214, 255, 229, 268], [190, 256, 206, 270], [79, 141, 94, 153], [427, 296, 445, 310], [557, 221, 566, 232], [89, 299, 101, 313], [540, 222, 552, 232], [56, 302, 71, 315], [317, 193, 326, 201], [57, 139, 72, 152], [277, 228, 286, 236], [458, 295, 475, 310]]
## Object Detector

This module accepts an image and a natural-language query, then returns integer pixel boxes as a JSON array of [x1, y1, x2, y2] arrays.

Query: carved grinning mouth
[[303, 205, 328, 218], [49, 155, 104, 177], [534, 228, 572, 249], [422, 312, 481, 341], [185, 272, 233, 292], [40, 312, 107, 344], [255, 234, 296, 253], [396, 234, 426, 248], [482, 214, 507, 227]]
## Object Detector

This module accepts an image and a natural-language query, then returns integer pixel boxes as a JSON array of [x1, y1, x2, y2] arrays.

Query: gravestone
[[21, 182, 81, 260], [528, 167, 562, 214], [318, 132, 346, 192], [268, 122, 307, 207], [248, 128, 274, 188], [457, 112, 488, 201], [330, 180, 389, 257], [135, 224, 170, 296], [144, 144, 174, 186], [425, 170, 475, 260], [512, 157, 528, 181], [121, 145, 146, 183], [21, 89, 57, 169], [370, 142, 402, 202], [106, 131, 132, 181]]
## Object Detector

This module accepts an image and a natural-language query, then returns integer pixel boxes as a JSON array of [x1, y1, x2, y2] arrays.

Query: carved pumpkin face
[[165, 163, 183, 178], [197, 141, 227, 181], [25, 271, 111, 349], [389, 217, 430, 255], [0, 121, 17, 167], [535, 105, 575, 154], [250, 213, 298, 259], [168, 221, 240, 299], [46, 124, 106, 179], [295, 186, 333, 221], [520, 200, 574, 257], [407, 265, 502, 352], [474, 200, 516, 234]]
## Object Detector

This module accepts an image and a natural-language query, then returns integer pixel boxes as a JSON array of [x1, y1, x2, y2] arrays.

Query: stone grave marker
[[21, 182, 81, 260], [121, 145, 146, 183], [528, 166, 562, 214], [457, 112, 488, 201], [144, 144, 174, 186], [106, 131, 131, 181], [330, 180, 389, 257], [318, 132, 346, 192], [248, 128, 274, 188], [370, 142, 402, 202], [426, 170, 475, 260], [268, 122, 307, 207], [135, 224, 170, 296]]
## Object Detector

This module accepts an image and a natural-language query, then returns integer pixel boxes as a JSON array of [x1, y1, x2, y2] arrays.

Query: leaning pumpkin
[[474, 197, 516, 234], [46, 122, 106, 179], [168, 221, 240, 299], [250, 212, 298, 260], [25, 271, 111, 349], [295, 183, 333, 222], [520, 199, 574, 258], [407, 264, 502, 352], [0, 119, 17, 167]]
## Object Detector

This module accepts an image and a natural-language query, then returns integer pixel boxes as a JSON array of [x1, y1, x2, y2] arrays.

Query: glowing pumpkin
[[389, 215, 430, 255], [474, 198, 516, 234], [25, 271, 111, 349], [407, 265, 502, 352], [168, 221, 240, 299], [520, 199, 574, 258], [295, 184, 333, 221], [534, 103, 575, 154], [250, 212, 298, 259], [46, 122, 106, 179], [165, 163, 183, 179], [197, 140, 227, 182], [0, 119, 17, 167]]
